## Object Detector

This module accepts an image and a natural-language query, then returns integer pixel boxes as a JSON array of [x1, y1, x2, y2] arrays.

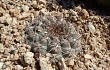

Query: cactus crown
[[25, 15, 81, 61]]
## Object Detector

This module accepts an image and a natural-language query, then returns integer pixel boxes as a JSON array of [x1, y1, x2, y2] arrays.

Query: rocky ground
[[0, 0, 110, 70]]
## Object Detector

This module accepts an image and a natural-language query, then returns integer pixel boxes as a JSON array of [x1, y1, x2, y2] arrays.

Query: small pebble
[[0, 62, 4, 69], [12, 18, 17, 25], [22, 5, 29, 12], [0, 43, 4, 53], [88, 22, 95, 33], [84, 54, 92, 59], [66, 59, 74, 66], [89, 16, 99, 21], [24, 52, 34, 64], [0, 16, 6, 23], [15, 65, 23, 70], [75, 6, 82, 12], [6, 17, 12, 25], [78, 9, 89, 19], [69, 10, 78, 16], [18, 12, 30, 19]]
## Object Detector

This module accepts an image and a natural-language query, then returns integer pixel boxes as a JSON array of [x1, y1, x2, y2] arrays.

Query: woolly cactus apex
[[25, 15, 81, 61]]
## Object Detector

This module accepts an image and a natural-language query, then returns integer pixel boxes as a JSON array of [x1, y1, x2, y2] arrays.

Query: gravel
[[0, 0, 110, 70]]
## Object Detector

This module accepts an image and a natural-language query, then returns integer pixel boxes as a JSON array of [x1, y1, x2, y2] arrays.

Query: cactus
[[25, 15, 81, 62]]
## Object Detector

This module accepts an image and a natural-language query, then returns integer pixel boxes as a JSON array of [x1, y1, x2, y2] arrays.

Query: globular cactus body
[[25, 15, 81, 61]]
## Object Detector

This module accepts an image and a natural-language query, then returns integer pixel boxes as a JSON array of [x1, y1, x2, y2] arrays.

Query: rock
[[0, 62, 4, 69], [78, 9, 89, 19], [9, 9, 20, 17], [99, 17, 104, 24], [72, 16, 78, 21], [90, 37, 97, 50], [40, 57, 55, 70], [22, 5, 29, 12], [24, 52, 34, 64], [0, 16, 6, 23], [18, 12, 31, 19], [13, 53, 19, 60], [84, 54, 92, 59], [106, 57, 110, 62], [75, 6, 82, 12], [6, 17, 12, 25], [66, 59, 74, 66], [69, 10, 78, 16], [78, 61, 85, 68], [85, 60, 90, 66], [32, 1, 38, 9], [32, 0, 37, 5], [0, 43, 4, 53], [12, 18, 17, 25], [88, 22, 95, 33], [89, 16, 99, 22], [59, 58, 67, 70], [5, 61, 11, 68], [15, 65, 23, 70]]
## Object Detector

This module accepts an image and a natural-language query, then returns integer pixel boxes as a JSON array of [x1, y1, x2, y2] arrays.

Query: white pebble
[[0, 62, 4, 69], [6, 17, 12, 25], [12, 18, 17, 25], [0, 43, 4, 53], [84, 54, 92, 59], [15, 65, 23, 70], [75, 6, 82, 12], [22, 5, 29, 12], [88, 22, 95, 33], [24, 52, 34, 64], [0, 16, 6, 23]]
